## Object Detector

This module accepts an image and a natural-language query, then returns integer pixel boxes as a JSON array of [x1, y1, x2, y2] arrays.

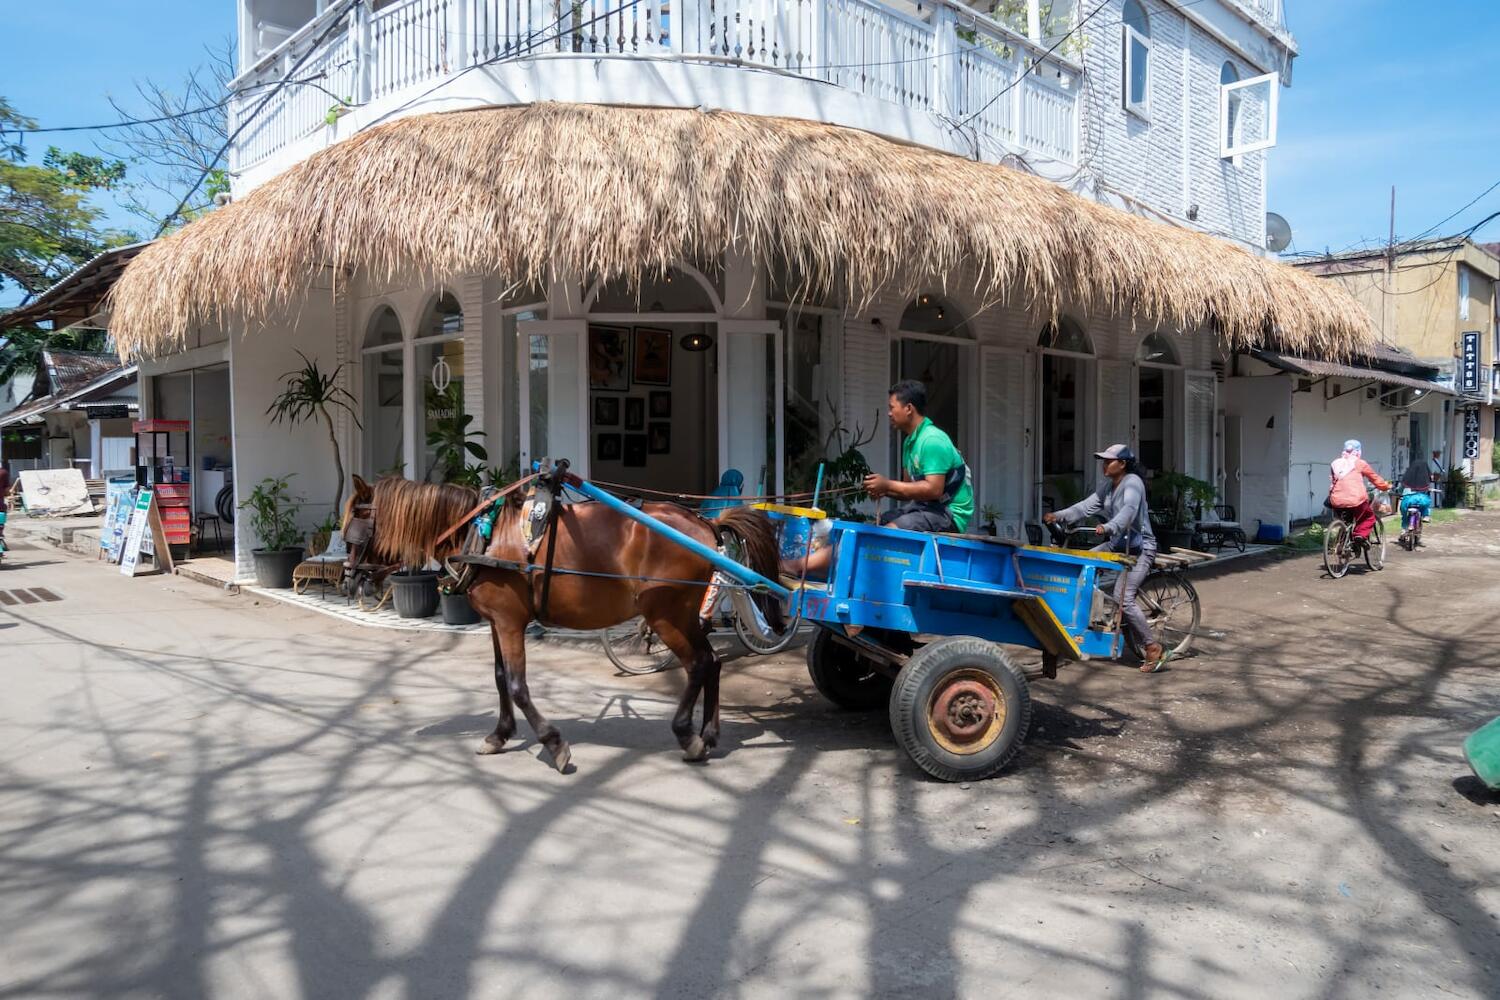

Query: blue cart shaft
[[568, 476, 791, 600]]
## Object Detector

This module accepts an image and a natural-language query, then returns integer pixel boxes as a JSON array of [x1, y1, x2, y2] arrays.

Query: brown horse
[[343, 473, 782, 770]]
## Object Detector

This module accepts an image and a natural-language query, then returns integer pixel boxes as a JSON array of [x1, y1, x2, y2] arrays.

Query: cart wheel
[[889, 637, 1030, 782], [600, 618, 678, 675], [807, 629, 893, 710]]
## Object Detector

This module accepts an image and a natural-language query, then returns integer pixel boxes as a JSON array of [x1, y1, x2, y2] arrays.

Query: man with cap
[[1044, 444, 1165, 671]]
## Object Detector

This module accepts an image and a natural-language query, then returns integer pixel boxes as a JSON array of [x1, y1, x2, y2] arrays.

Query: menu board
[[100, 490, 134, 563]]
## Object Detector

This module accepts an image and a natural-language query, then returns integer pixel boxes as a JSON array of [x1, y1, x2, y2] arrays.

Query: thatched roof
[[108, 103, 1375, 358]]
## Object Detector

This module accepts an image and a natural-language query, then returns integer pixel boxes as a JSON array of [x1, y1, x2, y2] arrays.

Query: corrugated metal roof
[[1251, 350, 1453, 396]]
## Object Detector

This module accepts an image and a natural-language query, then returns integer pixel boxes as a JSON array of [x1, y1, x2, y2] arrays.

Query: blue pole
[[812, 463, 825, 510], [569, 477, 790, 599]]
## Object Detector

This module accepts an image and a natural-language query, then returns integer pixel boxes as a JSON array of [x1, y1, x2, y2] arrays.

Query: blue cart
[[568, 478, 1179, 783]]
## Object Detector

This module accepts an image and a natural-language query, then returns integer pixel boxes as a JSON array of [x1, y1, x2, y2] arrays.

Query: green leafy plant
[[1445, 465, 1471, 509], [266, 351, 360, 513], [239, 475, 304, 552], [486, 458, 522, 490], [980, 504, 1002, 526], [424, 383, 487, 482], [1149, 471, 1217, 531]]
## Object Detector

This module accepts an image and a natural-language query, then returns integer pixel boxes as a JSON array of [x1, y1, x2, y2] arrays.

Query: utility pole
[[1383, 185, 1397, 344]]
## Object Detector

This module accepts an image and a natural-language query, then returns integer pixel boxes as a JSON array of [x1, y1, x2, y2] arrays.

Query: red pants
[[1336, 499, 1376, 540]]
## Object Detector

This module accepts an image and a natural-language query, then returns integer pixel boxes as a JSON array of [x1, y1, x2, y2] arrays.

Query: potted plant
[[266, 352, 360, 515], [240, 475, 305, 588], [309, 510, 341, 556], [1148, 471, 1216, 552], [390, 565, 441, 618], [438, 574, 482, 625], [1445, 464, 1471, 509], [425, 382, 488, 482], [980, 504, 1002, 537]]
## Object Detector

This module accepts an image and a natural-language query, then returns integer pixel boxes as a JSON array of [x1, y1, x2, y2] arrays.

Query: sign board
[[100, 490, 134, 563], [87, 404, 131, 419], [1461, 331, 1482, 396], [1464, 407, 1481, 460], [119, 490, 173, 576]]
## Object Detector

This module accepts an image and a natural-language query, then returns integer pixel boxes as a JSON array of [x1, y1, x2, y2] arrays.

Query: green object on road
[[1463, 715, 1500, 790]]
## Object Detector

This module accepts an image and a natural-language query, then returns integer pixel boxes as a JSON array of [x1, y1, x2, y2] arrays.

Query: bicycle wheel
[[1323, 520, 1351, 579], [600, 618, 678, 675], [728, 588, 800, 656], [1136, 573, 1200, 657], [1365, 520, 1386, 571]]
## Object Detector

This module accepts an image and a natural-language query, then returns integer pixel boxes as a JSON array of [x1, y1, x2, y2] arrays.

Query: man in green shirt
[[862, 379, 974, 534]]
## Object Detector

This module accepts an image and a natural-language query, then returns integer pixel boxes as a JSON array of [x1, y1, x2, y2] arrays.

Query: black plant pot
[[983, 522, 997, 537], [390, 571, 440, 618], [440, 591, 482, 625], [1159, 529, 1194, 554], [252, 547, 304, 589]]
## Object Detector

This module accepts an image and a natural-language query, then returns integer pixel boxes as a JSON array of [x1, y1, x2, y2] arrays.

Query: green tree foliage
[[0, 98, 132, 298]]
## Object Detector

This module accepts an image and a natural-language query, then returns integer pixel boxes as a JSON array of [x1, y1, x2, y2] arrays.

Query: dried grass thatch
[[108, 102, 1374, 358]]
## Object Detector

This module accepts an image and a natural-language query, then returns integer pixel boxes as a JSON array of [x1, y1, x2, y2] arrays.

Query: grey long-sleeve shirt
[[1055, 473, 1155, 552]]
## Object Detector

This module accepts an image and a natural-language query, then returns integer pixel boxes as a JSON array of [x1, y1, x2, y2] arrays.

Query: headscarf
[[1332, 440, 1363, 479]]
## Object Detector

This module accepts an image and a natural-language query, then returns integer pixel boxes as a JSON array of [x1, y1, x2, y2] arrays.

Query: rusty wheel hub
[[927, 670, 1006, 755]]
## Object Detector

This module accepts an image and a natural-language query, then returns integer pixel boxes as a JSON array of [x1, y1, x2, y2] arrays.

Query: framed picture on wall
[[624, 396, 645, 430], [596, 433, 622, 462], [593, 395, 620, 426], [589, 325, 630, 391], [623, 434, 647, 467], [649, 390, 671, 419], [632, 327, 672, 386], [648, 422, 671, 455]]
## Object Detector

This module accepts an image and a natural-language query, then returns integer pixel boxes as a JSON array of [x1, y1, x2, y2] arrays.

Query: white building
[[110, 0, 1374, 575]]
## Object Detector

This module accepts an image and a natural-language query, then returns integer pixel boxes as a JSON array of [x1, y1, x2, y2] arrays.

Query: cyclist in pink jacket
[[1329, 440, 1391, 546]]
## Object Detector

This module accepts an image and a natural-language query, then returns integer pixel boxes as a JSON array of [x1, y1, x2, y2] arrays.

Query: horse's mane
[[370, 476, 480, 567]]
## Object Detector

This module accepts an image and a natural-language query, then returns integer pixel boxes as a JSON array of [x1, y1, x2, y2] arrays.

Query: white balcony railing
[[228, 0, 1079, 173]]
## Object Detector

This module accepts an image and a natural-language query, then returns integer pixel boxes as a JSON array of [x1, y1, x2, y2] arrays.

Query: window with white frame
[[362, 306, 406, 477], [1122, 1, 1151, 118], [1458, 267, 1470, 321], [1220, 69, 1280, 157]]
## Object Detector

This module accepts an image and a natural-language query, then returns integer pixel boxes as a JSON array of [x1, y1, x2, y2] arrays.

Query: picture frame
[[596, 433, 622, 462], [649, 390, 671, 419], [648, 421, 671, 455], [632, 327, 672, 386], [593, 395, 620, 426], [624, 396, 645, 431], [623, 434, 648, 467], [588, 324, 630, 392]]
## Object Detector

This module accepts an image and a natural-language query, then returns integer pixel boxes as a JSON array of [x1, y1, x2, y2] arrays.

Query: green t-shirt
[[901, 418, 973, 533]]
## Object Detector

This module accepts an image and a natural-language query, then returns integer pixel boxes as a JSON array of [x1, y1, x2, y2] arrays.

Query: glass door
[[516, 319, 589, 477], [717, 320, 783, 499]]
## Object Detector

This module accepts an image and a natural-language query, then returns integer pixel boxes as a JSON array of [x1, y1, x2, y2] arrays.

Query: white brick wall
[[1078, 1, 1277, 249]]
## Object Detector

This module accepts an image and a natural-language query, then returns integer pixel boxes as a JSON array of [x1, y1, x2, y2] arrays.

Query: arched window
[[899, 294, 971, 337], [1122, 0, 1151, 118], [1136, 332, 1179, 366], [362, 306, 405, 476], [892, 295, 973, 475], [416, 293, 468, 483], [1038, 316, 1092, 354], [1220, 61, 1241, 154]]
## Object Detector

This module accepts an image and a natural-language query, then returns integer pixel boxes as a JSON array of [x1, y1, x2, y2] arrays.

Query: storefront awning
[[1250, 349, 1453, 396], [106, 104, 1379, 360]]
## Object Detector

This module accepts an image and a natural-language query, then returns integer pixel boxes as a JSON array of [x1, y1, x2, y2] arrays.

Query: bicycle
[[1397, 494, 1425, 552], [1322, 491, 1389, 578], [1042, 521, 1202, 658]]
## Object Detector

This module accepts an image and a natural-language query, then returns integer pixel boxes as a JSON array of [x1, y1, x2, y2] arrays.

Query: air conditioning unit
[[1295, 378, 1312, 393]]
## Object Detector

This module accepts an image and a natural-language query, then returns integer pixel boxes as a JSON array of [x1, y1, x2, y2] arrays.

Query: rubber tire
[[1365, 524, 1386, 571], [888, 637, 1031, 783], [1323, 520, 1351, 579], [1134, 573, 1200, 658], [807, 629, 894, 711]]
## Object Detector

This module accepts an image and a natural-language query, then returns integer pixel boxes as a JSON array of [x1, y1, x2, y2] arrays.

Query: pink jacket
[[1329, 456, 1390, 507]]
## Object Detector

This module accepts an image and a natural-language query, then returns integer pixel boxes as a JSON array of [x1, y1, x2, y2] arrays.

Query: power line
[[1404, 178, 1500, 245]]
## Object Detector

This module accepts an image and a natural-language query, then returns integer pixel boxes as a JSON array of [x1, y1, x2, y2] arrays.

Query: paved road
[[2, 515, 1498, 999]]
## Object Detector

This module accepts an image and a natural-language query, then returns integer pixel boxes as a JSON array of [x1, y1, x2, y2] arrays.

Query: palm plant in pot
[[265, 351, 360, 516], [240, 475, 305, 587]]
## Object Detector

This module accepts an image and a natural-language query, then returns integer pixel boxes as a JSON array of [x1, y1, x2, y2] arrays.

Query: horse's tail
[[370, 476, 481, 567], [714, 506, 786, 632]]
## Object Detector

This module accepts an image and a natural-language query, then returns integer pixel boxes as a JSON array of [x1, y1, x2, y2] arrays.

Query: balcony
[[228, 0, 1080, 179]]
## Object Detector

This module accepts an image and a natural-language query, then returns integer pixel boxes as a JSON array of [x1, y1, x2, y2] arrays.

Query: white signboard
[[120, 489, 154, 576], [1463, 407, 1481, 461], [16, 468, 94, 516]]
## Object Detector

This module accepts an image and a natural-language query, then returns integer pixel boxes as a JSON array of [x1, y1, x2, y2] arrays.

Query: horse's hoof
[[682, 736, 709, 762], [476, 737, 507, 755], [548, 743, 572, 772]]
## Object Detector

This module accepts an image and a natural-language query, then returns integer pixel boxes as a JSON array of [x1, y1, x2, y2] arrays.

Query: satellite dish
[[1266, 212, 1293, 253]]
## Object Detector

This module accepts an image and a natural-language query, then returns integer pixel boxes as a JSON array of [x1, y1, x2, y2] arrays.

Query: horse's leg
[[476, 623, 516, 755], [496, 615, 572, 772], [646, 603, 720, 762]]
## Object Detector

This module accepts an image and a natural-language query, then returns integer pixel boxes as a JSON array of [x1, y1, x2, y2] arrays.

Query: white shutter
[[1184, 370, 1216, 485], [1097, 359, 1138, 451], [840, 319, 890, 476], [980, 348, 1027, 539]]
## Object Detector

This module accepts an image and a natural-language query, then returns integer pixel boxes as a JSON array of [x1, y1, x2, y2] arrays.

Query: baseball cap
[[1093, 444, 1135, 461]]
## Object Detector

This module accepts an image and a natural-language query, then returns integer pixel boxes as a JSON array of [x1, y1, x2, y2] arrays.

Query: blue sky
[[1, 0, 1497, 305]]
